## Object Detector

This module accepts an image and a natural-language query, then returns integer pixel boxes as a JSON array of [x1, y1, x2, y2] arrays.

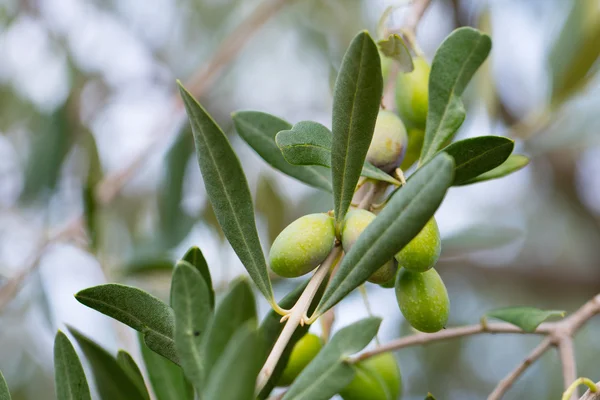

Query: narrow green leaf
[[75, 284, 177, 364], [486, 307, 565, 332], [54, 331, 92, 400], [116, 351, 150, 400], [158, 125, 195, 248], [421, 28, 492, 162], [549, 0, 600, 103], [257, 278, 326, 399], [204, 323, 262, 400], [201, 278, 257, 374], [178, 83, 274, 303], [331, 31, 384, 228], [317, 154, 454, 314], [378, 34, 413, 72], [441, 136, 514, 185], [283, 317, 382, 400], [276, 122, 400, 185], [179, 246, 214, 309], [0, 370, 9, 400], [232, 111, 331, 191], [82, 131, 102, 251], [139, 335, 193, 400], [442, 225, 523, 255], [255, 175, 286, 245], [123, 257, 175, 277], [458, 154, 529, 185], [172, 261, 212, 391], [68, 327, 146, 400]]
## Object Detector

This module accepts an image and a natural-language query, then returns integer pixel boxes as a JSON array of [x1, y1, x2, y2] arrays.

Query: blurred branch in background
[[0, 0, 293, 312]]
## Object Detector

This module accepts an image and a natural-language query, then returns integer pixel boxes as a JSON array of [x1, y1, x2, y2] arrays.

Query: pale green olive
[[366, 110, 408, 173], [342, 209, 398, 284], [396, 268, 450, 333], [269, 213, 335, 278], [339, 352, 402, 400], [395, 218, 441, 272], [395, 57, 430, 128], [278, 333, 323, 386], [400, 127, 425, 170]]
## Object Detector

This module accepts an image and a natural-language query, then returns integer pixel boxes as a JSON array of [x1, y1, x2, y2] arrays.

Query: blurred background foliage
[[0, 0, 599, 399]]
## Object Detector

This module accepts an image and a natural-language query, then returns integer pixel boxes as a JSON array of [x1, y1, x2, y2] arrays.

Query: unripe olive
[[278, 333, 323, 386], [342, 210, 398, 284], [400, 127, 425, 170], [395, 218, 441, 272], [269, 213, 335, 278], [366, 110, 408, 173], [395, 268, 449, 333], [339, 352, 402, 400], [395, 57, 430, 128]]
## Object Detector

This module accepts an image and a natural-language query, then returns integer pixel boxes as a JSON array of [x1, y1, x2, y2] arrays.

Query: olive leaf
[[282, 317, 382, 400], [81, 130, 102, 252], [549, 0, 600, 104], [378, 34, 413, 72], [331, 31, 384, 228], [485, 307, 565, 332], [232, 111, 331, 191], [257, 279, 326, 399], [276, 121, 400, 185], [420, 28, 492, 163], [172, 260, 212, 391], [316, 153, 454, 315], [0, 370, 9, 400], [116, 351, 150, 400], [139, 334, 193, 400], [68, 327, 147, 400], [442, 225, 523, 255], [441, 136, 514, 185], [201, 278, 257, 375], [204, 323, 263, 400], [177, 246, 214, 309], [54, 331, 92, 400], [178, 83, 274, 304], [75, 284, 177, 364], [458, 154, 529, 185]]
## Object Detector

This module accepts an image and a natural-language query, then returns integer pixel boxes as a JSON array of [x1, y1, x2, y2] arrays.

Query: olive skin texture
[[395, 218, 441, 272], [269, 213, 335, 278], [395, 57, 430, 128], [396, 268, 450, 333], [342, 209, 398, 284], [278, 333, 323, 386], [366, 111, 408, 173], [339, 352, 402, 400], [400, 127, 425, 170]]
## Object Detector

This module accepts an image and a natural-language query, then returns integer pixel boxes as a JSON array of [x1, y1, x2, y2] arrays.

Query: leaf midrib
[[453, 141, 512, 172], [178, 274, 203, 381]]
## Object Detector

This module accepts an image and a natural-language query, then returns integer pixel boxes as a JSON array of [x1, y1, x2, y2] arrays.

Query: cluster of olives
[[271, 55, 450, 395], [278, 333, 402, 400]]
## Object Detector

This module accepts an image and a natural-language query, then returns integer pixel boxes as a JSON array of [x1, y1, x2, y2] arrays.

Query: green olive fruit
[[395, 57, 430, 128], [342, 209, 398, 284], [396, 268, 449, 333], [395, 218, 441, 272], [278, 333, 323, 386], [366, 110, 408, 173], [400, 127, 425, 170], [340, 352, 402, 400], [269, 213, 335, 278]]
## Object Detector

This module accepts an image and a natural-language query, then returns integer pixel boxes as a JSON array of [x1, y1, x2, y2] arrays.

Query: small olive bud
[[342, 209, 398, 284], [340, 352, 402, 400], [395, 57, 430, 128], [366, 110, 408, 173], [278, 333, 323, 386], [395, 218, 441, 272], [400, 127, 425, 170], [396, 268, 450, 333], [269, 213, 335, 278]]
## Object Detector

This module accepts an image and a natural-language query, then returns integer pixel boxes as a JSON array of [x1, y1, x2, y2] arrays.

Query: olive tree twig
[[0, 0, 293, 313]]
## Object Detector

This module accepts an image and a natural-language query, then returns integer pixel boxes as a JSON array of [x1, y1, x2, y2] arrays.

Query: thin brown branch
[[559, 338, 578, 400], [351, 322, 550, 363], [487, 337, 553, 400], [580, 382, 600, 400]]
